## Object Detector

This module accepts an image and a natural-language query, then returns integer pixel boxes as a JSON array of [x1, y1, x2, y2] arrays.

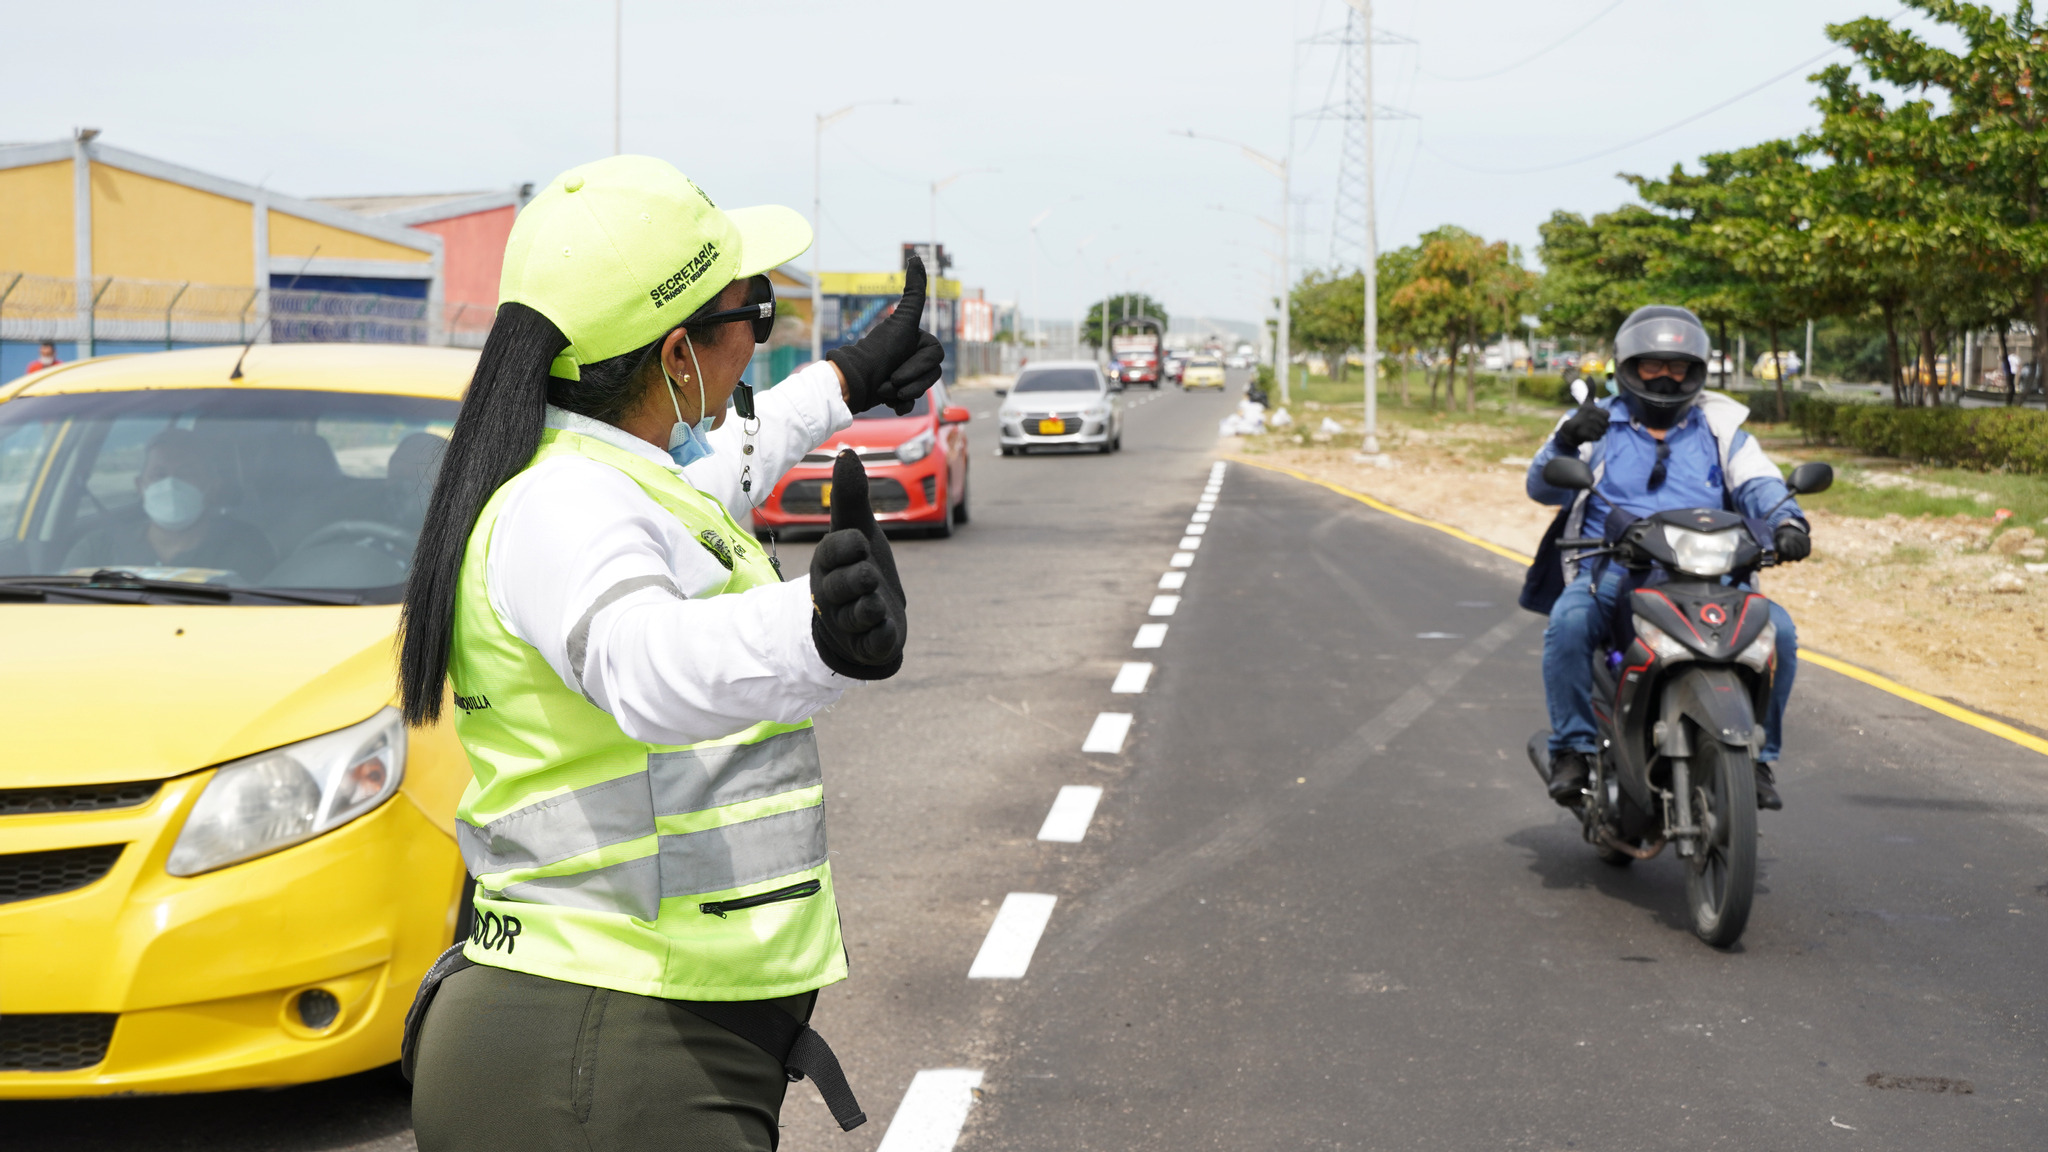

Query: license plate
[[1036, 418, 1067, 435], [820, 482, 832, 508]]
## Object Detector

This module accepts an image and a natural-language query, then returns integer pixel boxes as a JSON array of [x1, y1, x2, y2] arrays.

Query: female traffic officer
[[396, 154, 942, 1152]]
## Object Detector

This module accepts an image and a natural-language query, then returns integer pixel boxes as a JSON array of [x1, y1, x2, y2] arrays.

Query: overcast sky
[[3, 0, 1945, 327]]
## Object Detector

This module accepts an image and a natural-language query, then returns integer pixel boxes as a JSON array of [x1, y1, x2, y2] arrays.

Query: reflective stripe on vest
[[446, 428, 846, 1001]]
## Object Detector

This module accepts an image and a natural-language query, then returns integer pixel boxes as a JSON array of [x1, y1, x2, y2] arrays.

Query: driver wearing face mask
[[65, 428, 276, 580]]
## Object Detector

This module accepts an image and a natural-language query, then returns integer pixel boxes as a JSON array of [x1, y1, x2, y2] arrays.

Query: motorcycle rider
[[1527, 306, 1810, 811]]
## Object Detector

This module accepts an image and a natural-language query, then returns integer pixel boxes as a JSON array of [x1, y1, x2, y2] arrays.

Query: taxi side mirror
[[941, 405, 971, 425]]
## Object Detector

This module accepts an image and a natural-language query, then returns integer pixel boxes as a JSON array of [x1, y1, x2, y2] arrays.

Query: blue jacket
[[1527, 394, 1805, 578]]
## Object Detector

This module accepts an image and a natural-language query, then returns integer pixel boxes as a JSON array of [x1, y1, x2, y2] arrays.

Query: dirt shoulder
[[1231, 415, 2048, 731]]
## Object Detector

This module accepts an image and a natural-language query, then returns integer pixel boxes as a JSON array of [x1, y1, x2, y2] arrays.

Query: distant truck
[[1108, 317, 1166, 389]]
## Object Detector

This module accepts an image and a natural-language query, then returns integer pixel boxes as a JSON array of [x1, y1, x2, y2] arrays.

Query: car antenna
[[229, 245, 321, 380]]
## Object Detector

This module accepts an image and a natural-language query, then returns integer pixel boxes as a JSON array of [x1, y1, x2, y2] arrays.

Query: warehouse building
[[0, 132, 445, 379]]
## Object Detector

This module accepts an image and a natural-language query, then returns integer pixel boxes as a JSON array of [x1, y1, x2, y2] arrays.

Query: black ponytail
[[399, 303, 568, 724]]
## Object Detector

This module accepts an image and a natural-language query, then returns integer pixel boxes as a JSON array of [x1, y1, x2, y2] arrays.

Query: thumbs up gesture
[[808, 450, 907, 679]]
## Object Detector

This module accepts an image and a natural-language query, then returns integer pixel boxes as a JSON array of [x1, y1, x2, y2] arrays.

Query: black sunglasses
[[686, 275, 776, 344]]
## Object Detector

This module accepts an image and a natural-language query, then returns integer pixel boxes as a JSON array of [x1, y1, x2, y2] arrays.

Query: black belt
[[400, 945, 865, 1132]]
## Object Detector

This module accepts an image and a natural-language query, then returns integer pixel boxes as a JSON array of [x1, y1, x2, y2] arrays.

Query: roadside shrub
[[1732, 389, 2048, 474]]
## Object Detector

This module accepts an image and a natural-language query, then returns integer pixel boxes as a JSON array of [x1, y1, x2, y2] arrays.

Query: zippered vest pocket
[[699, 879, 822, 918]]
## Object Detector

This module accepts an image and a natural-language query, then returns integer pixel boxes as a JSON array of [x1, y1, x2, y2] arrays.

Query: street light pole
[[810, 100, 905, 364], [612, 0, 622, 154], [1029, 208, 1054, 352], [1354, 0, 1381, 456], [1176, 129, 1291, 406]]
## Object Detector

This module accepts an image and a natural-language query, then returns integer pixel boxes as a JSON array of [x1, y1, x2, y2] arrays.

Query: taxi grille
[[0, 1014, 118, 1071], [0, 780, 161, 816], [0, 845, 125, 904], [782, 477, 910, 515], [1021, 413, 1084, 436]]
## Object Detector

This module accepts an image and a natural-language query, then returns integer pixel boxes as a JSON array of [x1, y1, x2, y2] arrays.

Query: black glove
[[1552, 397, 1608, 455], [1773, 523, 1811, 562], [809, 450, 907, 679], [827, 257, 946, 415]]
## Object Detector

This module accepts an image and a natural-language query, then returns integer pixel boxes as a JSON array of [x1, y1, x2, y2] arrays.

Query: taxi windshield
[[0, 388, 456, 603]]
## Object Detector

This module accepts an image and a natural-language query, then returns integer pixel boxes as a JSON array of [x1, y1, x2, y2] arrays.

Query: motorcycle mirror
[[1542, 454, 1596, 491], [1787, 461, 1833, 495], [1569, 378, 1590, 404]]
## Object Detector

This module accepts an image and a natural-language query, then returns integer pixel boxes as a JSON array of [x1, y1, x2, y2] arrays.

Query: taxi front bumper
[[0, 770, 464, 1097]]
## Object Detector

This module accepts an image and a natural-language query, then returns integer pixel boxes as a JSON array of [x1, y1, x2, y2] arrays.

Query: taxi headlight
[[1735, 620, 1778, 672], [895, 429, 935, 463], [1632, 615, 1693, 664], [168, 707, 406, 876], [1663, 525, 1739, 577], [1083, 403, 1110, 419]]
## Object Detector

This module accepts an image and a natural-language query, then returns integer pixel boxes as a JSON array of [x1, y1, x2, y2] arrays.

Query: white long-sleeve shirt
[[484, 360, 856, 746]]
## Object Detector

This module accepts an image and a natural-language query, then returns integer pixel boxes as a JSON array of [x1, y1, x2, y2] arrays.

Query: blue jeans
[[1543, 566, 1797, 762]]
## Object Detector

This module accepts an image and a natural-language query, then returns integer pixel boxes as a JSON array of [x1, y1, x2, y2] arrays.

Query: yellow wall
[[90, 163, 253, 286], [0, 162, 75, 278], [818, 271, 961, 299], [270, 212, 430, 264]]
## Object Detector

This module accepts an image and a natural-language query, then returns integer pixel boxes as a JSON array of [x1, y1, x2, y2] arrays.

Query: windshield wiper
[[0, 572, 363, 606]]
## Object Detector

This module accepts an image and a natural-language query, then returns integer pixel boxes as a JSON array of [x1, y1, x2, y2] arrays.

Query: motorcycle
[[1526, 454, 1832, 948]]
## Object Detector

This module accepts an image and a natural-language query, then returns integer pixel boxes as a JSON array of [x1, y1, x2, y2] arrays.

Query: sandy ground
[[1232, 424, 2048, 731]]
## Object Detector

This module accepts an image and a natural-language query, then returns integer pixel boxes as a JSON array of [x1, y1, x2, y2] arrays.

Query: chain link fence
[[0, 270, 494, 353]]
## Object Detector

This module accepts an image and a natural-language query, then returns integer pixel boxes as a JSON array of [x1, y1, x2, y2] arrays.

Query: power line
[[1419, 39, 1851, 176], [1425, 0, 1629, 82]]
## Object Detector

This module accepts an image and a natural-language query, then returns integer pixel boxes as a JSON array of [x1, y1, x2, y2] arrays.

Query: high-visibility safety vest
[[447, 428, 845, 1001]]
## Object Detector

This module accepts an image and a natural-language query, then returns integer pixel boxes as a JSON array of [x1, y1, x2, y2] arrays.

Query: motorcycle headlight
[[168, 707, 406, 876], [1632, 615, 1693, 664], [1663, 525, 1739, 577], [1735, 619, 1778, 672], [895, 429, 936, 463]]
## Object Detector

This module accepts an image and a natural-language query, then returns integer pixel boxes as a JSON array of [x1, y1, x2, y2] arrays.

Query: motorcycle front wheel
[[1685, 734, 1757, 948]]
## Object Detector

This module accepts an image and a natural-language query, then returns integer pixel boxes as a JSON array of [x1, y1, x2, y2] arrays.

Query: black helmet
[[1613, 305, 1710, 429]]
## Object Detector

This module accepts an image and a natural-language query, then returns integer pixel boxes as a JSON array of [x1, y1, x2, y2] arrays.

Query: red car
[[754, 385, 973, 537]]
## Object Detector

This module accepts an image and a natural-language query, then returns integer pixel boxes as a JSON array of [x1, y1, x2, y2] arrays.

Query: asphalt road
[[16, 371, 2047, 1149]]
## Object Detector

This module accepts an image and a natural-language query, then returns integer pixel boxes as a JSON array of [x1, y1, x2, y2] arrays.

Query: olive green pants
[[411, 963, 815, 1152]]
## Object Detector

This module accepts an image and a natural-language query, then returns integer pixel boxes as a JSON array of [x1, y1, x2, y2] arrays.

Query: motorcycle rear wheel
[[1684, 735, 1757, 948]]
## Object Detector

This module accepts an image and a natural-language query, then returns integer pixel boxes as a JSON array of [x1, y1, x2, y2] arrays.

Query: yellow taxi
[[1182, 356, 1227, 390], [0, 343, 473, 1096]]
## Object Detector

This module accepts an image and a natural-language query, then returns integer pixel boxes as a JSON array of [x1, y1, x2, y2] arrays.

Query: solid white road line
[[1148, 594, 1180, 616], [1170, 551, 1196, 567], [1158, 571, 1186, 590], [1134, 623, 1168, 647], [968, 893, 1058, 978], [1112, 661, 1154, 692], [1037, 784, 1104, 842], [1082, 711, 1133, 753], [1178, 535, 1202, 550], [874, 1069, 985, 1152]]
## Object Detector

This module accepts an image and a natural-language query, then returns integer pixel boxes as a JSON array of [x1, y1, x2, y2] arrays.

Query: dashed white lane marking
[[874, 1068, 985, 1152], [1037, 785, 1104, 842], [1190, 511, 1212, 523], [1178, 535, 1202, 550], [1170, 551, 1195, 567], [1197, 500, 1216, 512], [1417, 631, 1463, 639], [1203, 486, 1221, 496], [1184, 523, 1207, 536], [1112, 661, 1154, 692], [1082, 711, 1134, 753], [1147, 594, 1180, 616], [1158, 571, 1186, 590], [1133, 622, 1168, 647], [968, 893, 1058, 978]]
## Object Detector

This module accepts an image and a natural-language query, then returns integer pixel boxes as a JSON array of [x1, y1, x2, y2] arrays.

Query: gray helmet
[[1613, 305, 1710, 429]]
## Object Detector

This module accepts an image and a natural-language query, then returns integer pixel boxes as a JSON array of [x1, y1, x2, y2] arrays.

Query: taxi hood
[[2, 605, 404, 787]]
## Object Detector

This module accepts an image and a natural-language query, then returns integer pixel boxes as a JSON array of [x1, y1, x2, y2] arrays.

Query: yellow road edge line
[[1227, 452, 2048, 760]]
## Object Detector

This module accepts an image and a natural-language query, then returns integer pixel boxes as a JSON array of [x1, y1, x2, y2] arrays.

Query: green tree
[[1288, 269, 1363, 383], [1080, 293, 1170, 350]]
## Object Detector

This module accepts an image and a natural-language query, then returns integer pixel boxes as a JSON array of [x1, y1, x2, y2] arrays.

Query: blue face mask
[[663, 333, 718, 468]]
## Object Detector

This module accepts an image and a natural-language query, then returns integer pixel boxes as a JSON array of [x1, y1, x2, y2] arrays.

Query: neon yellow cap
[[498, 155, 812, 379]]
